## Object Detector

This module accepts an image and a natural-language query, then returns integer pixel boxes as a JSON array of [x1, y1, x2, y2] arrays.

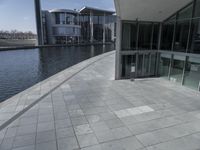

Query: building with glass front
[[42, 9, 81, 44], [114, 0, 200, 91], [42, 7, 116, 45]]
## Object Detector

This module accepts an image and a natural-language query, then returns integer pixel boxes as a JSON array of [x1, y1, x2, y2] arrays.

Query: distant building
[[42, 7, 116, 45]]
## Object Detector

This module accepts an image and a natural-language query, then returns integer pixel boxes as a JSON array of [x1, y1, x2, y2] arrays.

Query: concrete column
[[90, 11, 94, 43], [103, 13, 106, 44], [34, 0, 44, 45], [115, 17, 122, 80]]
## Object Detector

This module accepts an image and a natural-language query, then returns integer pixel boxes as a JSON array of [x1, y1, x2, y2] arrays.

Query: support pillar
[[34, 0, 44, 45], [103, 13, 106, 44], [115, 17, 122, 80], [90, 11, 94, 43]]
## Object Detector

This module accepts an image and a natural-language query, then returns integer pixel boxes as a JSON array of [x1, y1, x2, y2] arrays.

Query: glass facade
[[138, 23, 153, 50], [121, 22, 159, 50], [184, 57, 200, 89], [119, 0, 200, 91], [159, 54, 171, 78], [122, 23, 137, 50], [55, 12, 78, 25], [161, 22, 174, 50], [170, 56, 185, 83], [80, 15, 116, 43]]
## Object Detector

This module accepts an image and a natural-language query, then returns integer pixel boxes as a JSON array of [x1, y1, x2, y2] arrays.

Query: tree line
[[0, 30, 37, 40]]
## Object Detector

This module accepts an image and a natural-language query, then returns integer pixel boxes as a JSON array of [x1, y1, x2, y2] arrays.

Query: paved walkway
[[0, 51, 200, 150]]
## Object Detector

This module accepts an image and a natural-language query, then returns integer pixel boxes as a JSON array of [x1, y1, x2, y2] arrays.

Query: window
[[152, 24, 159, 49], [188, 19, 200, 54], [138, 23, 153, 50], [170, 55, 185, 83], [177, 4, 192, 20], [159, 54, 171, 78], [150, 54, 157, 76], [174, 20, 190, 52], [121, 55, 136, 78], [55, 13, 60, 24], [194, 0, 200, 17], [60, 13, 65, 24], [161, 22, 174, 50], [184, 56, 200, 90], [122, 23, 137, 50]]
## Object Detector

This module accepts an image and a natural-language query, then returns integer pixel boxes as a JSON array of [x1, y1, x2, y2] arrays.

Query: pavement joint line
[[0, 51, 115, 131]]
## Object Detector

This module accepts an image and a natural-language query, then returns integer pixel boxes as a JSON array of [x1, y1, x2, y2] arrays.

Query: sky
[[0, 0, 115, 34]]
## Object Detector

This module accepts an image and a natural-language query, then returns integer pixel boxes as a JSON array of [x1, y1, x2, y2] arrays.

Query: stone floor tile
[[77, 133, 98, 148], [17, 125, 37, 136], [57, 136, 79, 150], [105, 119, 124, 129], [136, 132, 161, 147], [37, 122, 55, 132], [90, 122, 110, 132], [36, 130, 56, 144], [94, 129, 115, 143], [111, 127, 132, 139], [71, 116, 88, 126], [0, 137, 14, 150], [74, 124, 93, 136], [56, 127, 74, 139], [13, 134, 35, 148], [36, 141, 57, 150], [120, 136, 144, 150], [55, 119, 72, 129]]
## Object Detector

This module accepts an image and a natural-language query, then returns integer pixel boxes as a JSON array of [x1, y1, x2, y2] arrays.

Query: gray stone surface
[[0, 51, 200, 150]]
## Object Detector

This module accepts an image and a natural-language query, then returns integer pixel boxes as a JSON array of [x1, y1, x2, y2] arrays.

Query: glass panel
[[137, 54, 143, 77], [161, 22, 174, 50], [194, 0, 200, 17], [122, 23, 137, 50], [152, 24, 159, 50], [188, 19, 200, 54], [138, 23, 153, 50], [159, 55, 171, 78], [184, 56, 200, 90], [170, 57, 185, 83], [177, 4, 192, 20], [143, 54, 150, 76], [174, 20, 190, 52], [121, 55, 136, 78], [55, 13, 60, 24], [150, 54, 156, 76], [60, 13, 66, 25]]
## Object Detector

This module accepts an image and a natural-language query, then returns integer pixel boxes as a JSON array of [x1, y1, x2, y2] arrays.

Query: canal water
[[0, 44, 114, 102]]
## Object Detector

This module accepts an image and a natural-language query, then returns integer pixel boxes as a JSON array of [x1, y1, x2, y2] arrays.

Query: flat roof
[[79, 6, 115, 15], [49, 9, 79, 14]]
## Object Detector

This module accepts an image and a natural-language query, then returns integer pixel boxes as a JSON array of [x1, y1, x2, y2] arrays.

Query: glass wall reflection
[[170, 56, 185, 83], [122, 23, 137, 50], [184, 57, 200, 90], [159, 54, 171, 78], [138, 23, 153, 50]]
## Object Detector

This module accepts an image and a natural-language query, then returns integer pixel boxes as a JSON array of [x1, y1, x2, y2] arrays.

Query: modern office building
[[114, 0, 200, 91], [42, 7, 116, 45], [42, 9, 81, 44]]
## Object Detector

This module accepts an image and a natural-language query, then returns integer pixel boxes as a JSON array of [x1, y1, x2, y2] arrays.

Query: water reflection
[[0, 44, 114, 102]]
